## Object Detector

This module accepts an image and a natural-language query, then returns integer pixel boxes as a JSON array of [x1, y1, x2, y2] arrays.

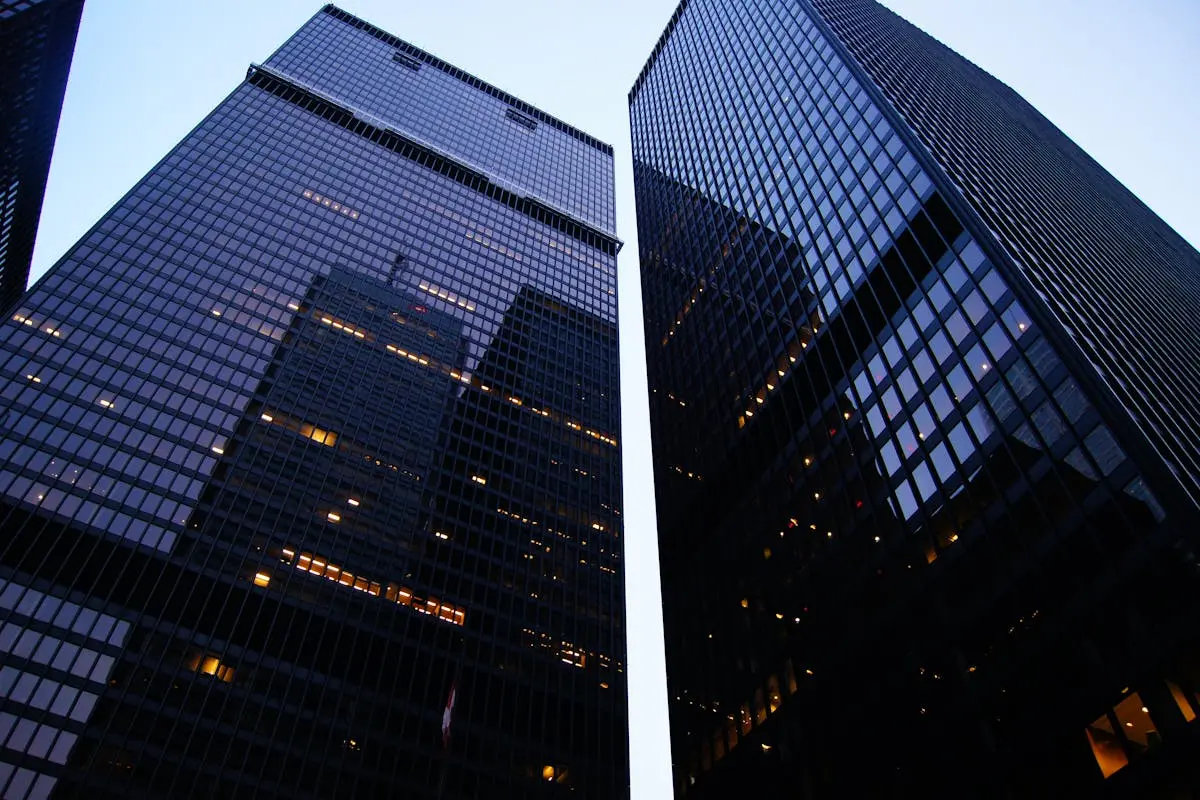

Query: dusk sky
[[29, 2, 1199, 796]]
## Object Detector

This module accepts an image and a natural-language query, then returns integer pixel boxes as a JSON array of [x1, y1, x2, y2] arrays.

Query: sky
[[29, 1, 1199, 796]]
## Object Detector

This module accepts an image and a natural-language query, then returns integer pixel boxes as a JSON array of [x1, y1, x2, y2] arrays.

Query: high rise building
[[630, 0, 1200, 796], [0, 0, 86, 312], [0, 5, 627, 798]]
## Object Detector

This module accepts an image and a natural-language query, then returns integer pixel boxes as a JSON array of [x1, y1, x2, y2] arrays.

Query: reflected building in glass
[[0, 5, 626, 798], [0, 0, 86, 310], [631, 0, 1200, 796]]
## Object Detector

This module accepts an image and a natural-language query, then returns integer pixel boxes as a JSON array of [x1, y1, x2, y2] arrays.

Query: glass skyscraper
[[0, 5, 627, 798], [631, 0, 1200, 796], [0, 0, 86, 311]]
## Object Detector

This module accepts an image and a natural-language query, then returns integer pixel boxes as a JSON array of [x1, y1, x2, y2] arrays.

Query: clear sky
[[29, 1, 1199, 796]]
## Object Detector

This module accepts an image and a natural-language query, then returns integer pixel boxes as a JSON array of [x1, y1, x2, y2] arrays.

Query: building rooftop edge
[[247, 62, 622, 249], [628, 0, 691, 105], [323, 4, 616, 158]]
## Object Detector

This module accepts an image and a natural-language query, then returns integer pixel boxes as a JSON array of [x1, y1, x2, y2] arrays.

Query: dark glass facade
[[0, 0, 85, 311], [0, 5, 627, 798], [631, 1, 1200, 797]]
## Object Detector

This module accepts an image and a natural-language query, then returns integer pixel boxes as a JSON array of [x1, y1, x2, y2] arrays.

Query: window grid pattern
[[630, 0, 1184, 796], [267, 6, 616, 235], [809, 0, 1200, 509], [0, 0, 85, 311], [0, 7, 626, 798]]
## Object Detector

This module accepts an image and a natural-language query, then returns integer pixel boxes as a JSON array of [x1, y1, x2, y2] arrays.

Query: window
[[505, 108, 538, 132], [1086, 717, 1127, 778], [391, 51, 422, 71], [767, 675, 782, 713], [186, 652, 235, 683], [1085, 688, 1177, 779]]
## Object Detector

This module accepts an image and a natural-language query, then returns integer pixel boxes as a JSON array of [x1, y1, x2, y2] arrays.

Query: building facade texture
[[0, 5, 627, 798], [630, 0, 1200, 797], [0, 0, 85, 312]]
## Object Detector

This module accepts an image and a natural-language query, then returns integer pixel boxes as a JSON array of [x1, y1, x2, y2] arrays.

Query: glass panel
[[1167, 680, 1197, 723], [1112, 691, 1159, 754], [1085, 712, 1128, 778], [767, 675, 782, 713]]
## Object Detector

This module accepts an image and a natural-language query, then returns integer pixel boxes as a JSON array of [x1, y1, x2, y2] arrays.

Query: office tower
[[0, 4, 626, 797], [631, 0, 1200, 796], [0, 0, 86, 311]]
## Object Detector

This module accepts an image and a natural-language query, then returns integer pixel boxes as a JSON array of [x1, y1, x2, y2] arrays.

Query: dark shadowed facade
[[0, 0, 85, 311], [630, 0, 1200, 797], [0, 6, 627, 798]]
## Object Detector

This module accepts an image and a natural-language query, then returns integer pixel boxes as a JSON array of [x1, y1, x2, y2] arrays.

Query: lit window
[[471, 475, 487, 485], [346, 497, 360, 507], [767, 676, 782, 713], [1086, 713, 1128, 778], [1086, 690, 1166, 779], [186, 652, 235, 683], [1167, 680, 1197, 723], [326, 512, 341, 523], [464, 231, 523, 261], [300, 424, 337, 447], [314, 310, 368, 339], [417, 281, 477, 312], [301, 189, 360, 219], [285, 546, 463, 624], [253, 572, 270, 588], [1112, 692, 1158, 753]]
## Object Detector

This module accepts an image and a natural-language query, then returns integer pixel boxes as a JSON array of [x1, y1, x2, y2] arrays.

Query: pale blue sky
[[30, 2, 1198, 796]]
